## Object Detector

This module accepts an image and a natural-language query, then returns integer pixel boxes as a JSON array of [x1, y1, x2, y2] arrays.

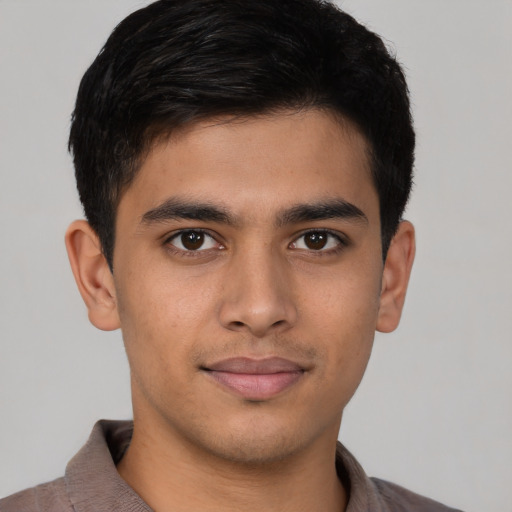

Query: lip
[[203, 357, 306, 400]]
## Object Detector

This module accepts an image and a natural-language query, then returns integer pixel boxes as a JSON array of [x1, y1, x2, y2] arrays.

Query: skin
[[66, 109, 415, 512]]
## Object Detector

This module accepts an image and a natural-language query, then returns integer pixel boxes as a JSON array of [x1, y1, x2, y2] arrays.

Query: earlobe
[[65, 220, 120, 331], [376, 221, 416, 333]]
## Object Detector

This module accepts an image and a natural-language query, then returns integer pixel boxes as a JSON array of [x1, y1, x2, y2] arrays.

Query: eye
[[290, 231, 344, 251], [168, 230, 220, 251]]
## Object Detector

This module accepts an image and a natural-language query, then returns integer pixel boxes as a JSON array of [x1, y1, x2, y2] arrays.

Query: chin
[[184, 412, 318, 466], [205, 435, 304, 466]]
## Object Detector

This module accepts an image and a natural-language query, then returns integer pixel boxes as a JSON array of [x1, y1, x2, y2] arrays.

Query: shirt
[[0, 420, 463, 512]]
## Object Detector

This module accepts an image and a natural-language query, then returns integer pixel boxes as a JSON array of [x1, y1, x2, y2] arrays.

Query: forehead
[[119, 109, 378, 224]]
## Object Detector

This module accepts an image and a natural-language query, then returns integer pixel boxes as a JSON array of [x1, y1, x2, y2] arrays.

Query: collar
[[65, 419, 387, 512]]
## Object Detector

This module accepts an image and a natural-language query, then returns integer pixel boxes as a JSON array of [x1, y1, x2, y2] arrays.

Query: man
[[1, 0, 463, 511]]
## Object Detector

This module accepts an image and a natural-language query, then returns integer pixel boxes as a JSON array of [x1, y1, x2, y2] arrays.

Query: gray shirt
[[0, 420, 463, 512]]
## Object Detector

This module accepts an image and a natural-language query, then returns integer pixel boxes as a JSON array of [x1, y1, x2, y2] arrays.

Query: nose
[[218, 247, 298, 337]]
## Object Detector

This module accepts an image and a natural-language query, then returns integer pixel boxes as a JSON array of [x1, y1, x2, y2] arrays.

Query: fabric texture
[[0, 420, 463, 512]]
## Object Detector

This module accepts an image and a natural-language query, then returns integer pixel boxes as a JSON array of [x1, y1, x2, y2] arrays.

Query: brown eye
[[181, 231, 204, 250], [291, 231, 343, 252], [304, 232, 328, 250], [169, 230, 218, 251]]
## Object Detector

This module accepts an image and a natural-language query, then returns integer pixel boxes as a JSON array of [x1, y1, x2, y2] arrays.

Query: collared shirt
[[0, 420, 463, 512]]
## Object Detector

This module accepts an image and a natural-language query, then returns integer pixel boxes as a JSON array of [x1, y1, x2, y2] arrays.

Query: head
[[69, 0, 414, 269], [65, 0, 416, 467]]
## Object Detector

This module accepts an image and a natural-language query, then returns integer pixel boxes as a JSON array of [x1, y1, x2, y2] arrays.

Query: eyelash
[[291, 229, 348, 255], [163, 229, 348, 257], [164, 229, 222, 258]]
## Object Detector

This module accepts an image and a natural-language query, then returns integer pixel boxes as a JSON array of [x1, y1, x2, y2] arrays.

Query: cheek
[[115, 278, 194, 406], [114, 259, 222, 371], [118, 254, 207, 323], [301, 264, 381, 388], [319, 297, 376, 375], [302, 259, 381, 333]]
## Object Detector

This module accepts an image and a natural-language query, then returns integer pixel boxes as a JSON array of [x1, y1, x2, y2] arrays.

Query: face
[[111, 110, 386, 463]]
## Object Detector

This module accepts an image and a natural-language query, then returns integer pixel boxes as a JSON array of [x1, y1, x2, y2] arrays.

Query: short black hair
[[69, 0, 415, 269]]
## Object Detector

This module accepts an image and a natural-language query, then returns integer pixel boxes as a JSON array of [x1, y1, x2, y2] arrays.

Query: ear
[[65, 220, 120, 331], [376, 220, 416, 333]]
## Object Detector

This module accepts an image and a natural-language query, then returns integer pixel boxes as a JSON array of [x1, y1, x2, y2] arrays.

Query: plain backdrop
[[1, 1, 511, 511]]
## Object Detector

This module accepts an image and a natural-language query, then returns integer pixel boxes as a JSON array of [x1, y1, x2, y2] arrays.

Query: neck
[[117, 414, 347, 512]]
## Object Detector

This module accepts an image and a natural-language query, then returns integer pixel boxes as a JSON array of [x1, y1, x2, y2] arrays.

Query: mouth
[[201, 357, 306, 401]]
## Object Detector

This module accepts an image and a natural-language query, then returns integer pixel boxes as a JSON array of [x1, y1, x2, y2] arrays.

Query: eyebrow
[[140, 197, 367, 227], [141, 198, 237, 226], [276, 199, 368, 227]]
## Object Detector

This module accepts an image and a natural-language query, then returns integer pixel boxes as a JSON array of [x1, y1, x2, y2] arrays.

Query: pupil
[[305, 232, 327, 250], [182, 231, 204, 250]]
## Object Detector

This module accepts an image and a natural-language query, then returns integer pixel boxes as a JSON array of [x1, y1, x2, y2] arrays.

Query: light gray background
[[1, 1, 511, 511]]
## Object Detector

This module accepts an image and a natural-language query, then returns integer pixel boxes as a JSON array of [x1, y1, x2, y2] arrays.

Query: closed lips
[[203, 357, 306, 400]]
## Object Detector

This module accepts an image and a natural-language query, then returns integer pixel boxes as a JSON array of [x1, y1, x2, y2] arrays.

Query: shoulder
[[0, 478, 73, 512], [370, 477, 464, 512]]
